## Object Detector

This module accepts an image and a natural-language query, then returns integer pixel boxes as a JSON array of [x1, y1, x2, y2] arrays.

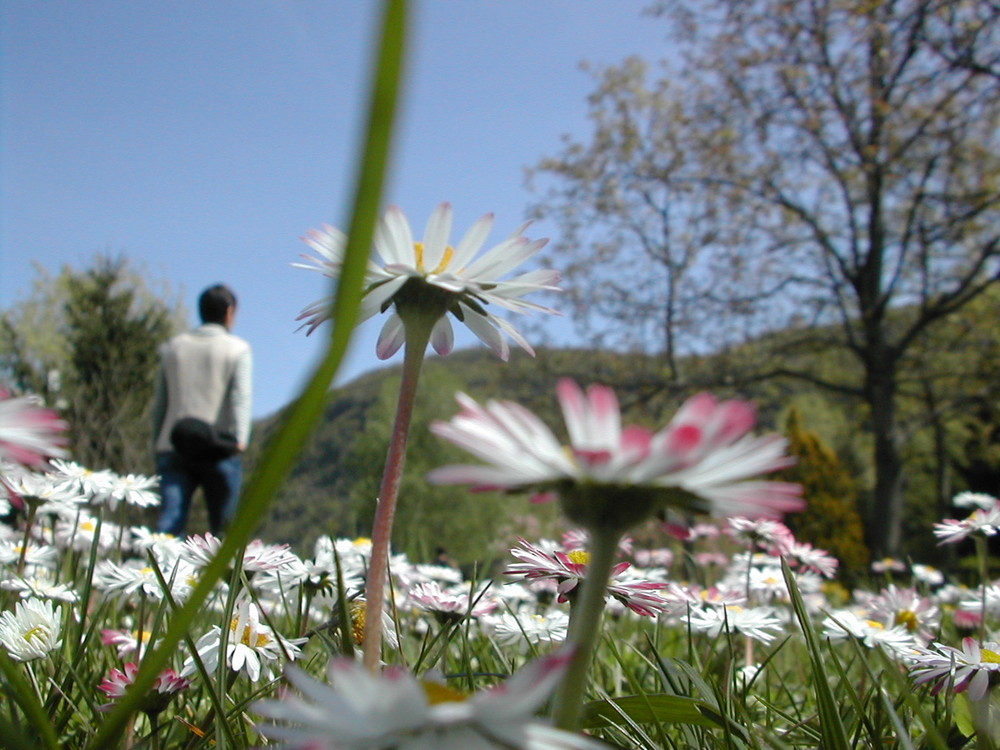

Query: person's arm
[[232, 346, 253, 451]]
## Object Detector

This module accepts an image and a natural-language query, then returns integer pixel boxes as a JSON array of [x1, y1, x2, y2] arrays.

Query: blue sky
[[1, 2, 670, 418]]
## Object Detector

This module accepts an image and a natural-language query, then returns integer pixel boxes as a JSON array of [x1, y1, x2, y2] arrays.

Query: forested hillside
[[246, 293, 1000, 567]]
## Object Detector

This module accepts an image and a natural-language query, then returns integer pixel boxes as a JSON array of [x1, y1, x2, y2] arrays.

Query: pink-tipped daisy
[[0, 391, 67, 469], [429, 380, 802, 533], [910, 638, 1000, 701], [504, 538, 668, 616], [98, 662, 191, 713], [933, 504, 1000, 545]]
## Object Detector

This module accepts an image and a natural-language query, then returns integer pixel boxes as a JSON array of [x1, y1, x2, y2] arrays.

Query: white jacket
[[152, 323, 252, 453]]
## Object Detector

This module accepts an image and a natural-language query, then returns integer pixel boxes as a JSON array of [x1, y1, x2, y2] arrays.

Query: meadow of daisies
[[2, 418, 1000, 750], [4, 4, 1000, 749]]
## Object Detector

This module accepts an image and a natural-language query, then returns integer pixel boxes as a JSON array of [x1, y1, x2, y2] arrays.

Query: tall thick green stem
[[361, 317, 433, 670], [551, 526, 621, 730], [976, 535, 989, 643], [15, 502, 37, 576]]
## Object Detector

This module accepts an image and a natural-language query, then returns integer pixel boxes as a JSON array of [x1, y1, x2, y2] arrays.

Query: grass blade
[[781, 557, 851, 750], [85, 2, 408, 747]]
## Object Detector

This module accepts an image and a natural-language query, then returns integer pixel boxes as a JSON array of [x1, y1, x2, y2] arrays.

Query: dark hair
[[199, 284, 237, 324]]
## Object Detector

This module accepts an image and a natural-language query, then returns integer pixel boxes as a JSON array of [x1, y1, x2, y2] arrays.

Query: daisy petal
[[376, 314, 407, 360], [430, 316, 455, 356]]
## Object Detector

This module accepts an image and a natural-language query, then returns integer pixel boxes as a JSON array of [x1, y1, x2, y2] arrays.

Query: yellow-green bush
[[780, 406, 870, 586]]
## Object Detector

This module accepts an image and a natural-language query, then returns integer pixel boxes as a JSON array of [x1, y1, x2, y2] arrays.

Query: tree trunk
[[866, 361, 905, 557]]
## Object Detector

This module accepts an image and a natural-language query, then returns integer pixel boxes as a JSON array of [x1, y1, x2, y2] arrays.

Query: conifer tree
[[781, 406, 870, 585], [1, 254, 180, 473]]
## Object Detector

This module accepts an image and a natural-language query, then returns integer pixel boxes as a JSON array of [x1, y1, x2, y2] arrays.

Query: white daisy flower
[[871, 557, 907, 574], [685, 604, 785, 644], [91, 555, 198, 604], [864, 585, 940, 643], [130, 527, 186, 564], [183, 598, 305, 683], [180, 533, 301, 574], [94, 472, 160, 510], [1, 573, 79, 603], [957, 585, 1000, 618], [97, 662, 191, 713], [784, 541, 839, 579], [331, 537, 373, 581], [0, 540, 59, 569], [0, 597, 62, 661], [911, 564, 945, 587], [726, 517, 795, 552], [253, 648, 607, 750], [53, 513, 119, 553], [3, 470, 85, 516], [47, 459, 115, 502], [821, 610, 916, 656], [295, 202, 560, 360], [483, 610, 570, 650]]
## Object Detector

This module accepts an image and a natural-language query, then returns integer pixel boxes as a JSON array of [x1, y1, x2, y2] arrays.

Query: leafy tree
[[1, 254, 182, 473], [883, 284, 1000, 541], [532, 0, 1000, 555], [1, 264, 75, 400]]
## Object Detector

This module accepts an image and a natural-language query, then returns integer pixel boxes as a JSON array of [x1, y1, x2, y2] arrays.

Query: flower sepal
[[556, 481, 705, 536]]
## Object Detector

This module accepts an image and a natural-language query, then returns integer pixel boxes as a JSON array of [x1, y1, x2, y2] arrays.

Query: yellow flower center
[[414, 242, 454, 274], [866, 620, 885, 630], [23, 626, 46, 643], [422, 681, 467, 705], [895, 610, 919, 632], [350, 601, 367, 646], [353, 537, 371, 546], [568, 550, 590, 565], [81, 521, 95, 532], [725, 605, 745, 614], [229, 617, 271, 648], [982, 648, 1000, 664], [141, 567, 154, 576]]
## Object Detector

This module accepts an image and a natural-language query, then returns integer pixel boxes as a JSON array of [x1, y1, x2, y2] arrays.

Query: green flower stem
[[551, 524, 621, 731], [362, 314, 434, 670], [15, 501, 37, 576], [976, 535, 989, 643]]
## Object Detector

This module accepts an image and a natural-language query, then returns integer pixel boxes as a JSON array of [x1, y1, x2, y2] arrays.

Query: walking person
[[153, 284, 252, 536]]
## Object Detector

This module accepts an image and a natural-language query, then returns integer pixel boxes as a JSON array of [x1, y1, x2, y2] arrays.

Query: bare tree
[[529, 58, 795, 387], [533, 0, 1000, 554]]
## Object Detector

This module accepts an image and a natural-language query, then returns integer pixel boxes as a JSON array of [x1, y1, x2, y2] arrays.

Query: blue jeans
[[155, 452, 242, 537]]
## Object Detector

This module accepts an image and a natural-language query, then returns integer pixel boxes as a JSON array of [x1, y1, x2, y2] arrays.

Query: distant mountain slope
[[246, 346, 681, 550]]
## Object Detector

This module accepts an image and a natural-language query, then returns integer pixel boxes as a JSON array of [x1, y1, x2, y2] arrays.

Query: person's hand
[[237, 443, 246, 453]]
